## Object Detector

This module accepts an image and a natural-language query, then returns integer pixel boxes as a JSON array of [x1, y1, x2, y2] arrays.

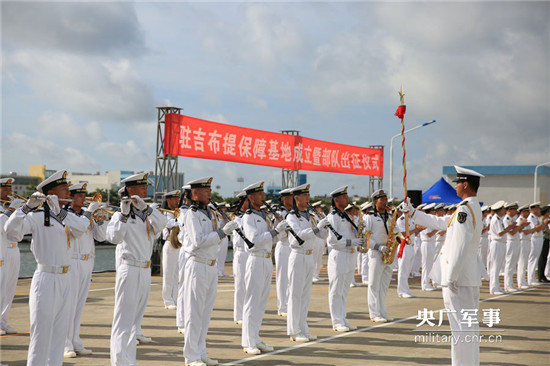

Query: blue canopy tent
[[422, 177, 461, 204]]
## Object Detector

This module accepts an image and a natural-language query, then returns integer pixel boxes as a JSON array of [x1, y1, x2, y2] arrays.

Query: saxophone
[[168, 208, 182, 249], [356, 215, 371, 253], [382, 208, 403, 265]]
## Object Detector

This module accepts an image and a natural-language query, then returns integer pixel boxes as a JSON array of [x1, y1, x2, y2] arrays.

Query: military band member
[[311, 201, 327, 283], [407, 166, 484, 366], [286, 184, 330, 342], [430, 203, 447, 288], [419, 203, 438, 291], [182, 177, 237, 366], [161, 190, 181, 310], [176, 185, 191, 333], [64, 183, 107, 358], [232, 191, 250, 325], [326, 186, 363, 331], [396, 205, 420, 298], [479, 206, 491, 277], [107, 172, 167, 365], [502, 202, 526, 292], [364, 189, 397, 323], [488, 200, 510, 294], [0, 177, 24, 335], [527, 202, 548, 285], [241, 181, 289, 355], [5, 170, 90, 365], [358, 202, 373, 285], [274, 188, 292, 316], [345, 204, 361, 287], [516, 204, 534, 289]]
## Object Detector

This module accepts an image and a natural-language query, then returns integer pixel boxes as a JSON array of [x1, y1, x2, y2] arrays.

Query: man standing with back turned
[[406, 166, 484, 366]]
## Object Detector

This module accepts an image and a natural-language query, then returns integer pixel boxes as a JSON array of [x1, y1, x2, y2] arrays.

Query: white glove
[[8, 198, 25, 210], [27, 192, 46, 209], [401, 197, 415, 215], [276, 220, 290, 233], [377, 245, 390, 254], [150, 202, 159, 210], [351, 238, 365, 246], [46, 195, 61, 215], [131, 195, 148, 211], [316, 217, 330, 230], [121, 199, 132, 216], [447, 281, 459, 294], [87, 201, 101, 214], [222, 221, 239, 235]]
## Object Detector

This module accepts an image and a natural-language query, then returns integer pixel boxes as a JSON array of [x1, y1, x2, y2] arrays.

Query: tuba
[[382, 208, 403, 265], [167, 208, 182, 249]]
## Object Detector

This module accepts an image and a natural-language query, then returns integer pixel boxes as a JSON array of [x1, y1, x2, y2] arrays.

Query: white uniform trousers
[[421, 241, 435, 290], [274, 244, 290, 314], [176, 249, 187, 329], [360, 252, 369, 283], [412, 237, 422, 275], [442, 286, 480, 366], [216, 237, 228, 276], [162, 242, 180, 306], [0, 245, 20, 329], [241, 256, 272, 348], [287, 250, 314, 336], [367, 250, 392, 319], [183, 259, 217, 363], [430, 241, 444, 286], [516, 239, 530, 288], [232, 249, 249, 322], [479, 237, 489, 272], [527, 236, 543, 284], [327, 249, 354, 328], [110, 264, 151, 366], [28, 270, 71, 366], [504, 240, 520, 290], [397, 244, 414, 296], [312, 239, 324, 281], [65, 257, 94, 352], [488, 241, 506, 293]]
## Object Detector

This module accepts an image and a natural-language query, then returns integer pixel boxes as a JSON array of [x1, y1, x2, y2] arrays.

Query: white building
[[443, 165, 550, 206]]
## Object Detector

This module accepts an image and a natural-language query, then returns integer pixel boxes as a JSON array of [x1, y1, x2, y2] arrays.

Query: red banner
[[164, 114, 383, 177]]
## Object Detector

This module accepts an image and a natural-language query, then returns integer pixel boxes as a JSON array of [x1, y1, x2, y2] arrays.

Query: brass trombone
[[157, 207, 180, 218]]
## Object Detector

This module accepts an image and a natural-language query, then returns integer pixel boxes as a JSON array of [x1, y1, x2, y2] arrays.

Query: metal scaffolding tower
[[281, 130, 300, 189], [368, 145, 384, 197], [153, 106, 183, 201]]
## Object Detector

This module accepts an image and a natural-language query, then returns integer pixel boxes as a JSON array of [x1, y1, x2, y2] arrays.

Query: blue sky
[[2, 1, 549, 198]]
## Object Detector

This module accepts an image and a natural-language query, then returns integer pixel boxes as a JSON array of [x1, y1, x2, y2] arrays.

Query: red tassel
[[397, 236, 409, 259], [395, 105, 407, 119]]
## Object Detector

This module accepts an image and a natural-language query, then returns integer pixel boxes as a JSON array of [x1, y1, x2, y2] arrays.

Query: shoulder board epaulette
[[288, 209, 299, 217], [190, 205, 198, 212], [367, 211, 375, 215], [330, 208, 337, 214], [459, 202, 467, 206], [245, 209, 252, 215]]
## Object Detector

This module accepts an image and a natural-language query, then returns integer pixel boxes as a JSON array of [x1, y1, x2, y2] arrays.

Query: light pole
[[389, 120, 436, 198], [534, 161, 550, 202]]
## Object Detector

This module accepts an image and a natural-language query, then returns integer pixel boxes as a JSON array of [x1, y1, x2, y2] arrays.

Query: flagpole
[[395, 85, 410, 258]]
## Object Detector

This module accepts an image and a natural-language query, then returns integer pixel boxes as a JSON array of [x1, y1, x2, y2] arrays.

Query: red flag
[[395, 105, 406, 119]]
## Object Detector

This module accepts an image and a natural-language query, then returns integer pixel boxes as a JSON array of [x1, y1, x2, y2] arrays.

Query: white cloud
[[39, 111, 103, 144], [94, 140, 151, 169]]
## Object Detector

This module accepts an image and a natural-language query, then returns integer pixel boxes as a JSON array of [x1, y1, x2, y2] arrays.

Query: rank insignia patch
[[457, 212, 467, 224]]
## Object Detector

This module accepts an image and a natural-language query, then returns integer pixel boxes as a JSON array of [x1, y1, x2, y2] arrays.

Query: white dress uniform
[[431, 227, 446, 287], [182, 196, 226, 364], [479, 212, 490, 275], [488, 209, 506, 294], [175, 204, 189, 330], [65, 206, 107, 354], [286, 191, 329, 339], [162, 210, 180, 307], [396, 214, 416, 297], [364, 206, 397, 321], [413, 195, 483, 366], [5, 188, 90, 365], [274, 200, 291, 315], [527, 211, 543, 284], [326, 204, 358, 329], [232, 211, 249, 323], [241, 206, 278, 350], [420, 210, 438, 291], [0, 204, 20, 334], [503, 210, 520, 291], [311, 202, 326, 282], [516, 210, 532, 289], [107, 202, 166, 365]]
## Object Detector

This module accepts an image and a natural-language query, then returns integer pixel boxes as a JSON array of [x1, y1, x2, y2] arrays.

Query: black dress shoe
[[540, 278, 550, 283]]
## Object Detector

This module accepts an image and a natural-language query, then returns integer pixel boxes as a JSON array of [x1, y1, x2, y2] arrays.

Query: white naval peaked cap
[[452, 165, 484, 183], [236, 191, 247, 199], [416, 203, 426, 210], [330, 186, 348, 197], [481, 205, 490, 212], [360, 201, 373, 210], [290, 184, 310, 195], [371, 189, 387, 201], [279, 188, 293, 196], [118, 186, 126, 196], [423, 203, 436, 211], [344, 204, 354, 211], [187, 177, 213, 189], [518, 204, 529, 212], [491, 200, 506, 211], [164, 190, 180, 198], [182, 184, 191, 191], [37, 170, 68, 193], [243, 181, 264, 195], [0, 177, 15, 187], [434, 203, 445, 210], [69, 182, 88, 194], [504, 201, 519, 209], [529, 201, 541, 209], [311, 200, 323, 207], [121, 172, 149, 186]]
